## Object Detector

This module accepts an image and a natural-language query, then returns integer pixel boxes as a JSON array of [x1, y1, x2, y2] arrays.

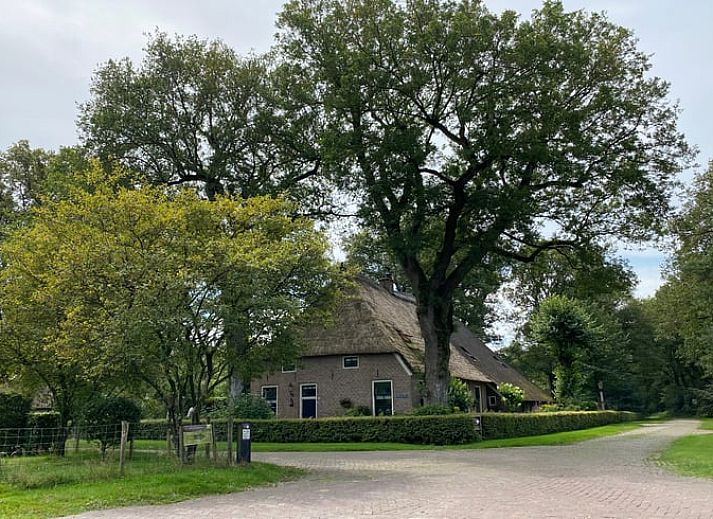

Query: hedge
[[135, 410, 637, 445], [480, 410, 638, 440], [136, 414, 479, 445], [0, 393, 31, 430]]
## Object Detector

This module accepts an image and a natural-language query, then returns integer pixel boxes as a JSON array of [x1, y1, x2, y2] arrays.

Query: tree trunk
[[415, 291, 454, 406]]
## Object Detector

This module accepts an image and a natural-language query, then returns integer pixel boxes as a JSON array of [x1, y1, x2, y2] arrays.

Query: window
[[300, 384, 317, 418], [281, 363, 296, 373], [342, 355, 359, 369], [372, 380, 393, 416], [261, 386, 278, 415], [488, 395, 498, 408]]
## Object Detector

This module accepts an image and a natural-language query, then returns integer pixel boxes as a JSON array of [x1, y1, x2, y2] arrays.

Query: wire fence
[[0, 421, 240, 486]]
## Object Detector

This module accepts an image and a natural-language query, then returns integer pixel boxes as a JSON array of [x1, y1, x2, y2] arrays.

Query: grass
[[0, 451, 301, 518], [658, 418, 713, 479], [252, 420, 644, 452]]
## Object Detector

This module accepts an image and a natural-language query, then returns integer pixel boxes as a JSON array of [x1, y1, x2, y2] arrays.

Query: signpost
[[238, 422, 251, 464], [181, 424, 214, 463]]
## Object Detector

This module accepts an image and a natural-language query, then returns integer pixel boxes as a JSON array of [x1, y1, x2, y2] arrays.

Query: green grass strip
[[0, 460, 300, 519], [658, 418, 713, 479]]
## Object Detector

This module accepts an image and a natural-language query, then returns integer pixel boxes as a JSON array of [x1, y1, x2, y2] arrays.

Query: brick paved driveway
[[73, 420, 713, 518]]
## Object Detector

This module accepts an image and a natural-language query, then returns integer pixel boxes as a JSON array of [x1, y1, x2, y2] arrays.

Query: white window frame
[[342, 355, 359, 369], [261, 385, 279, 416], [299, 383, 318, 418], [488, 395, 498, 408], [372, 379, 394, 416]]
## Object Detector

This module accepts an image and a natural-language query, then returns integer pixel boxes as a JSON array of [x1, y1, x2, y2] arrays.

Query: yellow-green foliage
[[0, 163, 341, 424]]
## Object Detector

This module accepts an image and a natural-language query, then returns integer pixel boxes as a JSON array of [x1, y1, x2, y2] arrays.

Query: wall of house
[[252, 353, 416, 418]]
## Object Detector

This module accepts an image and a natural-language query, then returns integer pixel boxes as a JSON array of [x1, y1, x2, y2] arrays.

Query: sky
[[1, 0, 711, 298]]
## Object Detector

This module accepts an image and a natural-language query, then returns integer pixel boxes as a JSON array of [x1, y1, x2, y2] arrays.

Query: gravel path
[[71, 419, 713, 518]]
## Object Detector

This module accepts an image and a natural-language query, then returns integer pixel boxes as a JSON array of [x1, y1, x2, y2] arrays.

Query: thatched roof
[[303, 277, 551, 402], [303, 277, 490, 383]]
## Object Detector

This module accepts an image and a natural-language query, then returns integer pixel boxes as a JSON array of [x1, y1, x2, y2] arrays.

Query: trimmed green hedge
[[136, 410, 637, 445], [248, 414, 478, 445], [480, 410, 638, 440], [137, 414, 478, 445]]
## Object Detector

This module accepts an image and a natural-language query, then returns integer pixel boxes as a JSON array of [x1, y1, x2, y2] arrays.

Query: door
[[300, 384, 317, 418], [372, 380, 393, 416]]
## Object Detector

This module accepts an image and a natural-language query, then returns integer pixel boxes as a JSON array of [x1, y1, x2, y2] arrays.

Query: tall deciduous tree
[[277, 0, 691, 403], [0, 164, 339, 449], [78, 31, 325, 204]]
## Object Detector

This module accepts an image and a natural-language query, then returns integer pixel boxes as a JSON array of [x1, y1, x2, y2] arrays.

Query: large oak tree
[[277, 0, 691, 403]]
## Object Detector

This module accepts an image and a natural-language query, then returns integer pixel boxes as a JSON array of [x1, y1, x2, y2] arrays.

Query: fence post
[[74, 424, 80, 453], [119, 421, 129, 475], [226, 419, 233, 466]]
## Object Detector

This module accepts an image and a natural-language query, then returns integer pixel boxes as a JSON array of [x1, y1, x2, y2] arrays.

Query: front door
[[300, 384, 317, 418]]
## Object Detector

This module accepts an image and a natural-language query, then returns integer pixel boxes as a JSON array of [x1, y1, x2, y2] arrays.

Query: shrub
[[409, 404, 454, 416], [480, 410, 638, 440], [344, 405, 371, 417], [448, 379, 475, 412], [229, 394, 275, 420], [249, 414, 478, 445], [24, 412, 62, 453], [84, 397, 142, 455], [498, 383, 524, 412], [0, 392, 31, 430]]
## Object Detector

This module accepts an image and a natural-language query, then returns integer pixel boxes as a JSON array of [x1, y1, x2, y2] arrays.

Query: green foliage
[[447, 378, 474, 412], [249, 415, 478, 445], [480, 411, 638, 440], [84, 397, 142, 454], [227, 394, 275, 420], [0, 392, 31, 429], [409, 405, 454, 416], [79, 31, 325, 207], [0, 166, 341, 449], [498, 383, 524, 412], [26, 412, 60, 430], [530, 296, 599, 404], [344, 405, 371, 417], [277, 0, 691, 405]]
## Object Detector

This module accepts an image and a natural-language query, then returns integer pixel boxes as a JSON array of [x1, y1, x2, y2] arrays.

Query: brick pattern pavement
[[72, 420, 713, 519]]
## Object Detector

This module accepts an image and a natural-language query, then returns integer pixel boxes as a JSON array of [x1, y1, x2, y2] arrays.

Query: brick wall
[[252, 353, 417, 418]]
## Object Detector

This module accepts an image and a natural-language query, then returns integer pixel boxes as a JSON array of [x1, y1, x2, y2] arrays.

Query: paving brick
[[71, 420, 713, 519]]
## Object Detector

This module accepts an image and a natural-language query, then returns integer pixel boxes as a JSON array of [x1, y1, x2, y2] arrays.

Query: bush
[[448, 379, 475, 412], [0, 392, 31, 430], [84, 397, 142, 455], [230, 394, 275, 420], [344, 405, 371, 417], [498, 383, 524, 412], [249, 414, 478, 445], [409, 404, 454, 416], [480, 410, 638, 440], [24, 412, 62, 453]]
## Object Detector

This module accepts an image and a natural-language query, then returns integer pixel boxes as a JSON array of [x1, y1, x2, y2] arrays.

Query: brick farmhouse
[[252, 277, 550, 418]]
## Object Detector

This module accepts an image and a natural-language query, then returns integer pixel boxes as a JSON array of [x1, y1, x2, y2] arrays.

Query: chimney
[[379, 275, 394, 294]]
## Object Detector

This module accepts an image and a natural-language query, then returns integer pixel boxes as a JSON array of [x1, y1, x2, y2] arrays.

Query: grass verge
[[0, 452, 301, 519], [253, 420, 644, 452], [658, 418, 713, 479]]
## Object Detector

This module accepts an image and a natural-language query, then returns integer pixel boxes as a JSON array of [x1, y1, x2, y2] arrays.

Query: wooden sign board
[[182, 424, 213, 447]]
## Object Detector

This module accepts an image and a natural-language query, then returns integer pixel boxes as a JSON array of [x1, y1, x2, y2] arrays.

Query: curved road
[[73, 420, 713, 518]]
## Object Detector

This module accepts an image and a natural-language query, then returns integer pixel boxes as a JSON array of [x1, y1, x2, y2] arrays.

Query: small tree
[[84, 397, 142, 458], [530, 296, 598, 404], [448, 378, 474, 413], [498, 383, 524, 412]]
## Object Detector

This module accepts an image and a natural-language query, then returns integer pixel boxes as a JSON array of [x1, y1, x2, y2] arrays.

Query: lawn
[[0, 451, 301, 518], [658, 418, 713, 479], [252, 420, 644, 452]]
